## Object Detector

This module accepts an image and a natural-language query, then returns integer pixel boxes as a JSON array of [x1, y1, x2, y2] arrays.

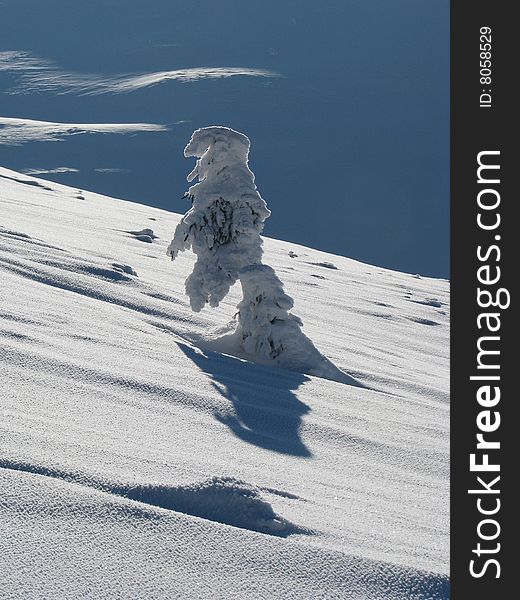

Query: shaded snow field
[[0, 167, 449, 599]]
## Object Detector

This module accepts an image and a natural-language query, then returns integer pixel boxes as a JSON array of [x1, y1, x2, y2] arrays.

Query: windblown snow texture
[[0, 116, 168, 146], [0, 50, 279, 96], [167, 127, 270, 311], [0, 167, 449, 599]]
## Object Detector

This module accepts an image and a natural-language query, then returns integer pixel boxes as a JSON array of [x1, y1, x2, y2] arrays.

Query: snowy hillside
[[0, 167, 449, 599]]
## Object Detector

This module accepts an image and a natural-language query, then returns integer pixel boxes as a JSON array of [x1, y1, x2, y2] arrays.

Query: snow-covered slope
[[0, 167, 449, 599]]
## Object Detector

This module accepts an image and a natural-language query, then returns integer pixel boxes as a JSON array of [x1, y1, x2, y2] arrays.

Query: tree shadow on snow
[[177, 343, 312, 457]]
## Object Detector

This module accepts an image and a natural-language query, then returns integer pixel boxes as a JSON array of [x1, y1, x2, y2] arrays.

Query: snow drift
[[204, 264, 359, 384], [0, 167, 449, 599]]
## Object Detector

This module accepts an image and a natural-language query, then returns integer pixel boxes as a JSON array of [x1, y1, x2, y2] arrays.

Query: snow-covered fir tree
[[167, 126, 270, 312], [170, 127, 348, 381]]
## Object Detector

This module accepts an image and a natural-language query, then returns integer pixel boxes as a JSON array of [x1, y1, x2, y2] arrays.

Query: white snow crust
[[0, 167, 449, 599]]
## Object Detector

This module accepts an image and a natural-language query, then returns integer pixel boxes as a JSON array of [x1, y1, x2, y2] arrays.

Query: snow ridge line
[[0, 459, 308, 537]]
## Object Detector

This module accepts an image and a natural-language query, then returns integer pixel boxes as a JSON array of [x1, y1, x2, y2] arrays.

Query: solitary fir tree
[[169, 127, 350, 382]]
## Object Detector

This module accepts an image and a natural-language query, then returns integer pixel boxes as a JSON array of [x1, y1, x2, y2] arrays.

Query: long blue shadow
[[177, 343, 312, 457]]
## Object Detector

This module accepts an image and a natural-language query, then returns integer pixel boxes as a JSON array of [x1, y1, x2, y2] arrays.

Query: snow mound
[[1, 466, 449, 600], [0, 458, 303, 537], [127, 228, 158, 243], [128, 228, 157, 238], [116, 476, 307, 537], [112, 263, 138, 276], [204, 264, 362, 385], [310, 261, 338, 270]]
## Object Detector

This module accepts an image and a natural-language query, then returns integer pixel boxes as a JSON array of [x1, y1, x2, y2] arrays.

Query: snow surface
[[0, 167, 449, 599]]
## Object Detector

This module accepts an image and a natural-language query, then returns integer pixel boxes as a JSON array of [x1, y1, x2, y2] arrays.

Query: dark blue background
[[0, 0, 449, 277]]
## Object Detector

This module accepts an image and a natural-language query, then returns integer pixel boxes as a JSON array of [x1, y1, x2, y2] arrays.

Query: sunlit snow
[[0, 167, 449, 599]]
